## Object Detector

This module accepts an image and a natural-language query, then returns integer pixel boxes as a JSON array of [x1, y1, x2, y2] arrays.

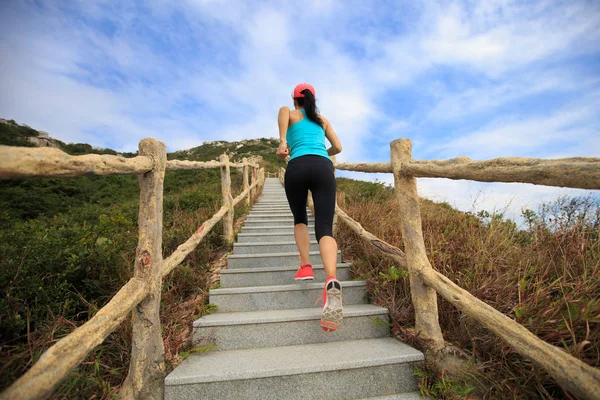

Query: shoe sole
[[294, 276, 315, 281], [320, 287, 343, 332]]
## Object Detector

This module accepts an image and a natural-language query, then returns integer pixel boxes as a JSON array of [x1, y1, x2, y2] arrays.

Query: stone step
[[164, 338, 424, 400], [244, 220, 313, 227], [360, 394, 424, 400], [220, 263, 352, 287], [233, 241, 319, 255], [239, 226, 315, 235], [246, 215, 313, 221], [227, 250, 339, 268], [209, 280, 366, 312], [247, 213, 294, 218], [250, 208, 296, 213], [237, 233, 316, 243], [193, 304, 390, 351]]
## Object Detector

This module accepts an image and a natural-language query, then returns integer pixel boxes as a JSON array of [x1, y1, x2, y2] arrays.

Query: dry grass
[[336, 178, 599, 399], [0, 175, 255, 399]]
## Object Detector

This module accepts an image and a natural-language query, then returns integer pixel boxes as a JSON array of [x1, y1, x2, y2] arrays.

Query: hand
[[276, 143, 289, 161]]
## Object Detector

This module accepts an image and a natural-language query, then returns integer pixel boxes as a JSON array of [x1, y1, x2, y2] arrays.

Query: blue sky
[[1, 0, 599, 220]]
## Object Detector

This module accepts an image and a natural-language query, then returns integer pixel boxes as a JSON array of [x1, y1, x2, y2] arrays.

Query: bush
[[336, 178, 599, 399]]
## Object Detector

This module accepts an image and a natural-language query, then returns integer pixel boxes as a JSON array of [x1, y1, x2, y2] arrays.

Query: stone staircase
[[164, 178, 424, 399]]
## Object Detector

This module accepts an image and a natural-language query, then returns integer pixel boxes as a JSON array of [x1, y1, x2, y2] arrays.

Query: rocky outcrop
[[26, 130, 60, 148]]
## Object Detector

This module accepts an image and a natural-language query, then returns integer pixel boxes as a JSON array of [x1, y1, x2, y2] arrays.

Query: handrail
[[0, 146, 154, 178], [315, 138, 600, 399], [0, 146, 260, 179], [0, 139, 265, 400], [334, 156, 600, 190]]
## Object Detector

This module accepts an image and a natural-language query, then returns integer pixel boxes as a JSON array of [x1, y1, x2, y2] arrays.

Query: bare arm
[[322, 116, 342, 156], [276, 106, 290, 160]]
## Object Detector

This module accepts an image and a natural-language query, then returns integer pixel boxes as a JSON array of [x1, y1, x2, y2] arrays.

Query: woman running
[[276, 83, 343, 332]]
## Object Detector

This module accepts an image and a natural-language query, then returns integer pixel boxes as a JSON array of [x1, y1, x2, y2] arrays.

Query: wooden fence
[[279, 138, 599, 399], [2, 137, 599, 399], [0, 139, 264, 400]]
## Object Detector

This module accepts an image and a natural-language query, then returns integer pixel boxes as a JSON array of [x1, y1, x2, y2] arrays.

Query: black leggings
[[284, 155, 336, 242]]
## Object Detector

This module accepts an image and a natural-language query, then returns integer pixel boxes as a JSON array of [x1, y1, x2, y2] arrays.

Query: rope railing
[[0, 139, 265, 400], [283, 138, 599, 399]]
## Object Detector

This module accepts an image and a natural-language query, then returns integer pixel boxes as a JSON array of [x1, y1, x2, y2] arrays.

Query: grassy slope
[[0, 122, 277, 397], [2, 120, 597, 399], [336, 178, 599, 399]]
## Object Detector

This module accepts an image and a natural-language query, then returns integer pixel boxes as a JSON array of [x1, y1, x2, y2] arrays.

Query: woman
[[276, 83, 343, 333]]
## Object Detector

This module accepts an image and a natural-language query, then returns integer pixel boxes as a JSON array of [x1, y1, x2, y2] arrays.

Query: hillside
[[1, 119, 598, 399], [0, 119, 285, 223]]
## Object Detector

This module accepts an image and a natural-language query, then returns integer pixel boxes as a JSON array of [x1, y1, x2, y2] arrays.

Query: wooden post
[[122, 138, 167, 399], [258, 168, 265, 189], [242, 158, 250, 206], [219, 154, 234, 243], [279, 167, 285, 185], [390, 138, 445, 352], [251, 166, 258, 201]]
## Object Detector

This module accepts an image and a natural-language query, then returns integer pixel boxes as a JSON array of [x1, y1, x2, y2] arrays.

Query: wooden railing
[[280, 139, 600, 400], [0, 139, 264, 400]]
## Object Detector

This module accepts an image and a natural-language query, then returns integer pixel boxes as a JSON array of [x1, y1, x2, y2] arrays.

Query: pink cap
[[292, 83, 316, 98]]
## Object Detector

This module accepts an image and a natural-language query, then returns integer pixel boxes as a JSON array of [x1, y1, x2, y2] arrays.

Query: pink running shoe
[[316, 277, 343, 332], [294, 263, 314, 281]]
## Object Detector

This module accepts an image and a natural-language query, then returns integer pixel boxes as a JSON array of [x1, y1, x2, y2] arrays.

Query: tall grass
[[336, 178, 599, 399], [0, 169, 250, 398]]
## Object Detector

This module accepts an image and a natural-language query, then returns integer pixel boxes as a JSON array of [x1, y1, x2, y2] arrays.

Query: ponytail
[[295, 89, 324, 129]]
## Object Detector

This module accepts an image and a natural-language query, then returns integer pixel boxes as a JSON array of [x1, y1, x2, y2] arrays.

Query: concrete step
[[360, 394, 424, 400], [209, 280, 366, 312], [245, 218, 314, 225], [164, 338, 424, 400], [239, 226, 315, 235], [193, 304, 390, 351], [227, 250, 339, 268], [220, 263, 352, 287], [248, 210, 293, 215], [237, 233, 316, 243], [244, 220, 314, 227], [246, 213, 294, 219], [250, 206, 296, 211], [233, 241, 319, 255], [246, 215, 313, 221]]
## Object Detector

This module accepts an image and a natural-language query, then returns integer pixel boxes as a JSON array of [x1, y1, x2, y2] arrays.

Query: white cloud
[[0, 0, 598, 220]]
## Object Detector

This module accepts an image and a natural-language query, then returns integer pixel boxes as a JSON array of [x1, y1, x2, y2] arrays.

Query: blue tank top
[[286, 110, 329, 161]]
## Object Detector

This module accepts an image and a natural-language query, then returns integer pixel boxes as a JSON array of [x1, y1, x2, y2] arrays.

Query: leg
[[311, 161, 338, 279], [284, 162, 310, 265], [294, 223, 311, 265]]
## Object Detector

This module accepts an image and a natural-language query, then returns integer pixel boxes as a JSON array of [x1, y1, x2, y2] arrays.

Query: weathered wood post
[[390, 138, 445, 352], [122, 138, 167, 399], [279, 167, 285, 185], [242, 157, 250, 206], [258, 167, 265, 189], [251, 165, 258, 201], [219, 154, 234, 243]]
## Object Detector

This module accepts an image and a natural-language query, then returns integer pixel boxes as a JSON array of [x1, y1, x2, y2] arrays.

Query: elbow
[[335, 144, 342, 154]]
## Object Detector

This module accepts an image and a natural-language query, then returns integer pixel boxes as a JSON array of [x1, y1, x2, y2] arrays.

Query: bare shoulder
[[290, 108, 303, 123], [320, 115, 331, 129]]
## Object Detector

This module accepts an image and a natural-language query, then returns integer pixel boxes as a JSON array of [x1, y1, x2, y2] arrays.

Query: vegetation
[[0, 119, 39, 147], [0, 122, 254, 397], [169, 138, 286, 172], [1, 119, 597, 398], [336, 178, 600, 399]]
